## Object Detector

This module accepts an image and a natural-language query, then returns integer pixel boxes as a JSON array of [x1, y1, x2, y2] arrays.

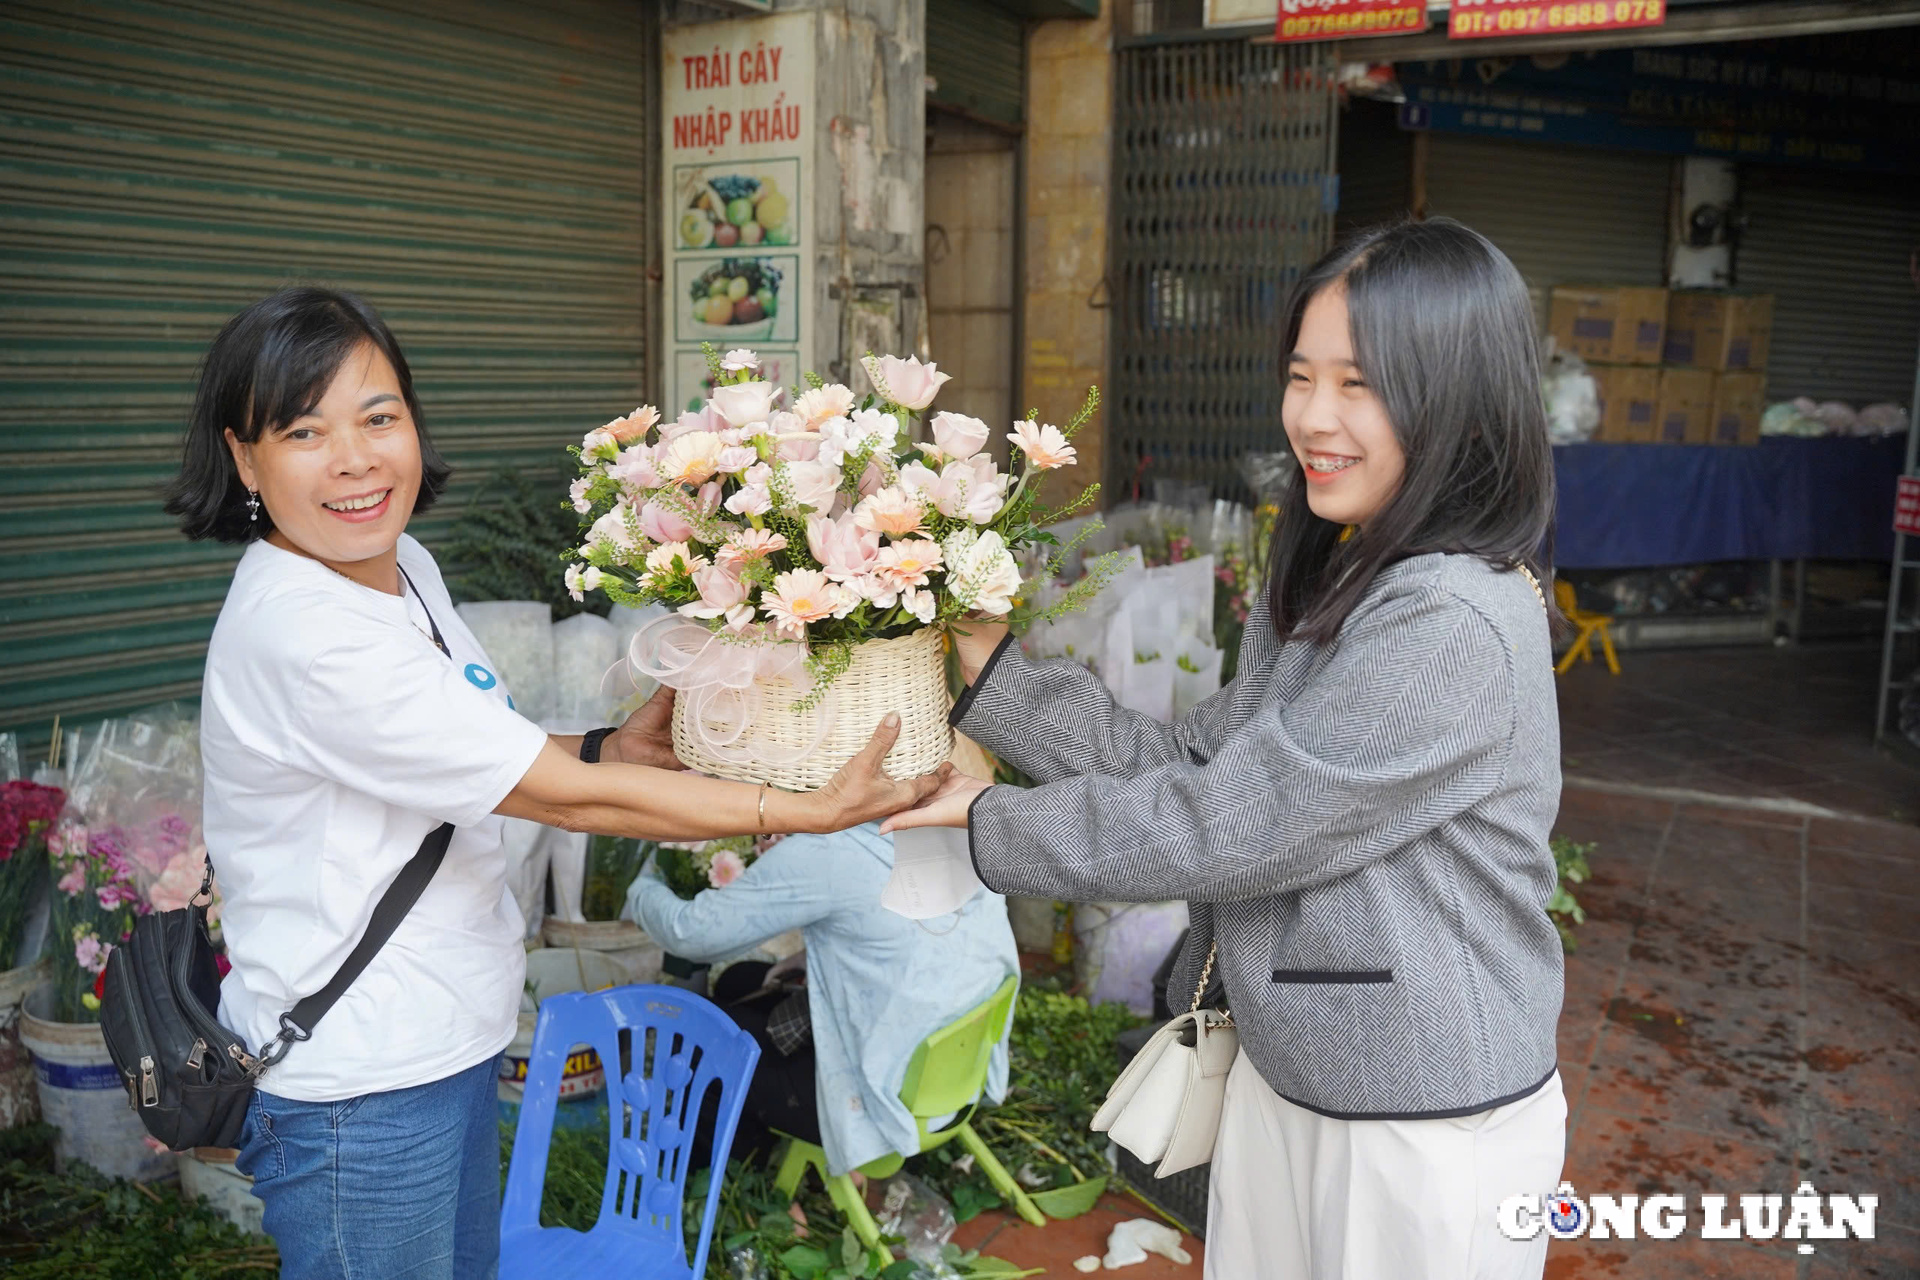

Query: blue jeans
[[236, 1057, 501, 1280]]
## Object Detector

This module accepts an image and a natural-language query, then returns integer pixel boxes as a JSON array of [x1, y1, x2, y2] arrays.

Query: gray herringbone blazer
[[954, 552, 1563, 1119]]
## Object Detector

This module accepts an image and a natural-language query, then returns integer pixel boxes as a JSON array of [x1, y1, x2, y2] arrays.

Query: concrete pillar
[[1022, 2, 1113, 510], [661, 0, 925, 408]]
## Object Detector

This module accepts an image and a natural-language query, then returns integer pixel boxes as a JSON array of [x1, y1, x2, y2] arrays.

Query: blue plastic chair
[[500, 983, 761, 1278]]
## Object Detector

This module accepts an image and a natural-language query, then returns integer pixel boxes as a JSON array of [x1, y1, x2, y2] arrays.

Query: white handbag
[[1091, 941, 1237, 1177]]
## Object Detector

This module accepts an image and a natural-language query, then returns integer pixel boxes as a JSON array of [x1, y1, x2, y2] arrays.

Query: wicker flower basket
[[671, 625, 954, 790]]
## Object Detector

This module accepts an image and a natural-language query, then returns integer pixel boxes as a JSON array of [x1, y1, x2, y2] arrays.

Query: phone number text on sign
[[1275, 0, 1425, 42], [1450, 0, 1664, 38]]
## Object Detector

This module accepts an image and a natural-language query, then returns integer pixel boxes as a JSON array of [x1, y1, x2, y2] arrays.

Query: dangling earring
[[246, 490, 260, 522]]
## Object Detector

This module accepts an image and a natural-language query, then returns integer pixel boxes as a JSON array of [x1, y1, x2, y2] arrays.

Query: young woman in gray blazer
[[886, 218, 1566, 1279]]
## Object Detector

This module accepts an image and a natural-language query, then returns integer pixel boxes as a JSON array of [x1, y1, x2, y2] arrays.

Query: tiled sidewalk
[[1546, 787, 1919, 1279], [960, 784, 1916, 1278], [1556, 643, 1917, 823]]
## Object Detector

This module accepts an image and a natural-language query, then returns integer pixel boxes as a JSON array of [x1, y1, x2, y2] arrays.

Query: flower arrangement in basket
[[564, 345, 1107, 790]]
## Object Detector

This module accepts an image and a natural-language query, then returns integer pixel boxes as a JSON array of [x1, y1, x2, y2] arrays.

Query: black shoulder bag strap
[[257, 566, 459, 1070]]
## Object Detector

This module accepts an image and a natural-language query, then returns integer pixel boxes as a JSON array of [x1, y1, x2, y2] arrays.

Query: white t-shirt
[[202, 535, 548, 1102]]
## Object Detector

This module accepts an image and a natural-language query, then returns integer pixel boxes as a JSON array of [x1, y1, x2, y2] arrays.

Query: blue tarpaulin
[[1552, 437, 1907, 569]]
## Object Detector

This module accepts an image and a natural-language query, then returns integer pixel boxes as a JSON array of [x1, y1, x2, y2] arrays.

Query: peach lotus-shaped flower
[[864, 354, 951, 411], [853, 485, 927, 537], [794, 383, 856, 428], [660, 431, 727, 484], [1008, 419, 1077, 470], [716, 528, 788, 571], [605, 405, 661, 445], [762, 568, 854, 639]]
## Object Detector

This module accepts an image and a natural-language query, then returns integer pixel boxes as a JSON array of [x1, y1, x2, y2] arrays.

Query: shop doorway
[[925, 113, 1020, 449]]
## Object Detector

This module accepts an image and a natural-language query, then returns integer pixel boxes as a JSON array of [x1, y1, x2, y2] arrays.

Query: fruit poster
[[662, 13, 813, 414]]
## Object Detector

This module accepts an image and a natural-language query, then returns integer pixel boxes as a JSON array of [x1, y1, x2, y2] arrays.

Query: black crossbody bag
[[102, 568, 459, 1150]]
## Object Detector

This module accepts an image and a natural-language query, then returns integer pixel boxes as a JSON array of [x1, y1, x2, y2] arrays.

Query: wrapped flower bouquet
[[565, 346, 1101, 789]]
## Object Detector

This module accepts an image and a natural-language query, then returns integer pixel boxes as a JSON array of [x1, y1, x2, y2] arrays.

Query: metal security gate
[[1736, 164, 1920, 405], [0, 0, 658, 748], [1109, 36, 1338, 502]]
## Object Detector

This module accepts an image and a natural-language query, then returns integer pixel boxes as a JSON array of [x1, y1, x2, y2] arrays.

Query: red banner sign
[[1449, 0, 1665, 39], [1896, 476, 1920, 537], [1274, 0, 1426, 43]]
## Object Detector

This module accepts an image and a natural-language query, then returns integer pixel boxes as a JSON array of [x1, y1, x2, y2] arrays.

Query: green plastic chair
[[774, 974, 1043, 1264]]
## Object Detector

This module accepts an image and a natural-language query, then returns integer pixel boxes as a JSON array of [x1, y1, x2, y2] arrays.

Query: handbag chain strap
[[1190, 940, 1234, 1026]]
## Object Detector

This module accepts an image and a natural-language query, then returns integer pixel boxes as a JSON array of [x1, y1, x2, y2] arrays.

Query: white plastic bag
[[455, 601, 556, 724], [550, 611, 620, 730], [498, 817, 550, 939]]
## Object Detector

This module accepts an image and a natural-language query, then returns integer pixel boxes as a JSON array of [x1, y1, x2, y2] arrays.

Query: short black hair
[[163, 286, 451, 543], [1266, 217, 1558, 642]]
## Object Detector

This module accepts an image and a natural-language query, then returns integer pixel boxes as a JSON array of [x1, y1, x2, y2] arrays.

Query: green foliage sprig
[[443, 466, 606, 619]]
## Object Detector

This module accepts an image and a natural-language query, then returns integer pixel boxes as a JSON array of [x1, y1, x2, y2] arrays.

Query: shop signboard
[[1895, 476, 1920, 538], [1205, 0, 1426, 39], [662, 12, 813, 415], [1273, 0, 1426, 41], [1449, 0, 1665, 39], [1395, 43, 1918, 174]]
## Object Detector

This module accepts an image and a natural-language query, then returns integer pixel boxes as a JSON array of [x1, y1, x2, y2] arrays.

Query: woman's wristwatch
[[579, 727, 617, 763]]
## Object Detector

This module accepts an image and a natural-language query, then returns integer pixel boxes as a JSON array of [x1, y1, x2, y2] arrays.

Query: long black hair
[[1265, 218, 1556, 642], [163, 286, 451, 543]]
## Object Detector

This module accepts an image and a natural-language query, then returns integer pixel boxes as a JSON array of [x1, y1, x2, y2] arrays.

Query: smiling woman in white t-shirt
[[162, 287, 944, 1280]]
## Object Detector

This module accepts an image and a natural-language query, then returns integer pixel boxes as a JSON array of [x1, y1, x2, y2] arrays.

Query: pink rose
[[783, 461, 842, 514], [640, 501, 696, 545], [711, 381, 777, 428], [930, 411, 992, 461], [681, 563, 755, 631], [806, 511, 880, 584], [864, 355, 951, 411]]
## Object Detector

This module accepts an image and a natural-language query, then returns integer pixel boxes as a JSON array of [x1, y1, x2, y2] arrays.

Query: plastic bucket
[[178, 1148, 264, 1235], [496, 948, 628, 1103], [541, 916, 664, 985], [19, 983, 175, 1181]]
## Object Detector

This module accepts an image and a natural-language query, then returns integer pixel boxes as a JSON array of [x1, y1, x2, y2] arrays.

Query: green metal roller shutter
[[928, 0, 1026, 129], [0, 0, 658, 750]]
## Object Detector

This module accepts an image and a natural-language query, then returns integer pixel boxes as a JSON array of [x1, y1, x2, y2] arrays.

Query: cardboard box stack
[[1552, 286, 1776, 445], [1664, 291, 1775, 445], [1655, 368, 1716, 445], [1551, 286, 1668, 443], [1550, 286, 1669, 366]]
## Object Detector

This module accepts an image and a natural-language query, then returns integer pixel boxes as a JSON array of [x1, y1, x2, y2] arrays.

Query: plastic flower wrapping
[[563, 346, 1105, 696], [41, 704, 218, 1022], [0, 779, 64, 968]]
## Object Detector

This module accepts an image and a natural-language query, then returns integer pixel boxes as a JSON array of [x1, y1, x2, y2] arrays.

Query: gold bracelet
[[757, 784, 768, 832]]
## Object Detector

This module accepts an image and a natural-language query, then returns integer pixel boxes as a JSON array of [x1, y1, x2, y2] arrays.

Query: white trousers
[[1205, 1051, 1566, 1280]]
